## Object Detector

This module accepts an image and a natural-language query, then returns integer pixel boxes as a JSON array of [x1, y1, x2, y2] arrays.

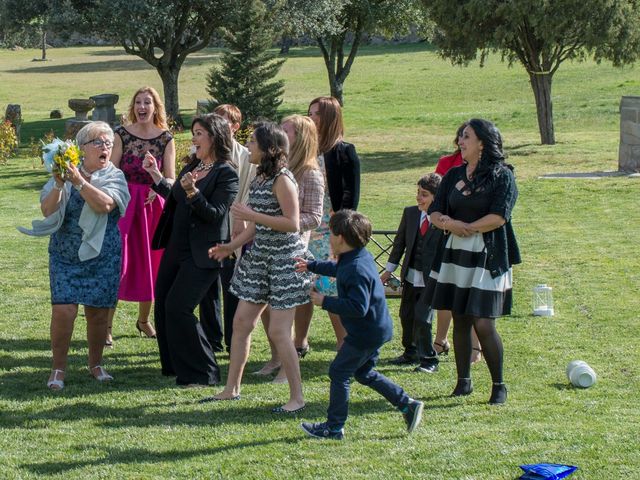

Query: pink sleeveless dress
[[115, 126, 173, 302]]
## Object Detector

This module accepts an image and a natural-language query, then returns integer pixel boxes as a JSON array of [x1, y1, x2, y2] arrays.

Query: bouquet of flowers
[[42, 138, 81, 176]]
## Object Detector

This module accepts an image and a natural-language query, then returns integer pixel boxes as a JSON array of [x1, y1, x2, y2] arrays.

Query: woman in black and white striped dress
[[426, 118, 520, 405], [205, 122, 312, 413]]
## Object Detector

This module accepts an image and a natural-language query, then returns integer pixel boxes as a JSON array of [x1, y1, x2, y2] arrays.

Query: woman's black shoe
[[451, 378, 473, 397], [489, 383, 507, 405]]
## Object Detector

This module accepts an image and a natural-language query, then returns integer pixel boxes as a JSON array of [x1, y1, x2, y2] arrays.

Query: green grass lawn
[[1, 44, 639, 479]]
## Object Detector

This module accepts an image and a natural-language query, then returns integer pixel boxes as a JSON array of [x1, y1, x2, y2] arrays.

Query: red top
[[435, 150, 463, 176]]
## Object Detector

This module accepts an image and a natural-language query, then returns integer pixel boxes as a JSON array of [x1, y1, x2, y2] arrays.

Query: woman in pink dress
[[107, 86, 176, 345]]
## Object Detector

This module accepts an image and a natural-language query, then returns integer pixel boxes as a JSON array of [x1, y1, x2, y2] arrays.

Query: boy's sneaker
[[300, 422, 345, 440], [403, 400, 424, 433]]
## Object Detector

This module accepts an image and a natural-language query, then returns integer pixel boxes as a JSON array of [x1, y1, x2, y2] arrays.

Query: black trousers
[[199, 259, 237, 351], [154, 248, 220, 385], [400, 281, 438, 366]]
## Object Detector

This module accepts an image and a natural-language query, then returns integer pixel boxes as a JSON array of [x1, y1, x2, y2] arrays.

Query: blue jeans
[[327, 341, 411, 430]]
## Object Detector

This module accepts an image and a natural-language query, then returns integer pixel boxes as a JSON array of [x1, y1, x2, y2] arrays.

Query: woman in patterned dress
[[205, 122, 312, 413], [255, 115, 325, 381], [19, 122, 130, 390], [107, 86, 176, 345]]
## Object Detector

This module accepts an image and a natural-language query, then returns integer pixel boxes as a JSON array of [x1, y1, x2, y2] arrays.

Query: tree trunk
[[330, 80, 344, 106], [41, 28, 47, 61], [529, 72, 555, 145], [279, 35, 292, 55], [158, 66, 182, 126]]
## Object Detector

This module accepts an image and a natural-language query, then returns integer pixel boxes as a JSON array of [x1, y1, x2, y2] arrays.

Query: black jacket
[[152, 160, 239, 269], [323, 141, 360, 211]]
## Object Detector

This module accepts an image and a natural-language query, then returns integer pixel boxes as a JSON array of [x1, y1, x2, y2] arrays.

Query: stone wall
[[619, 96, 640, 172]]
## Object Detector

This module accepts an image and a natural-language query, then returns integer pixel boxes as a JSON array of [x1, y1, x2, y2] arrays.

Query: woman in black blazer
[[143, 114, 239, 386], [302, 96, 361, 350]]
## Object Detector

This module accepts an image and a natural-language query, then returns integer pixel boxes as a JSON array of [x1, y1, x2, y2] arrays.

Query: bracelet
[[73, 180, 85, 192], [186, 188, 199, 199]]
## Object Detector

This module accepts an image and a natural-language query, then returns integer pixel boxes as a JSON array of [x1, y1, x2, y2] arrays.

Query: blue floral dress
[[49, 188, 122, 307], [307, 155, 338, 296]]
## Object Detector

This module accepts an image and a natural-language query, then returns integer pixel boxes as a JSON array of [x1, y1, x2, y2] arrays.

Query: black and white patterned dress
[[230, 168, 312, 309], [425, 164, 518, 318]]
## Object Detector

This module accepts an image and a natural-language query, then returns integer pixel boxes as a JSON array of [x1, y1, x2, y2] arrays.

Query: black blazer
[[323, 141, 360, 211], [151, 160, 239, 269], [387, 206, 421, 281]]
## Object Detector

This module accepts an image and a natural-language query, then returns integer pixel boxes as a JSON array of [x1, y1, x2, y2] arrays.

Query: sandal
[[434, 341, 450, 356], [47, 369, 65, 391], [90, 365, 113, 382]]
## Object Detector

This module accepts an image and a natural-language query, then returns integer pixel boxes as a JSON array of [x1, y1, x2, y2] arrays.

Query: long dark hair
[[467, 118, 512, 191], [253, 122, 289, 178], [190, 114, 233, 165]]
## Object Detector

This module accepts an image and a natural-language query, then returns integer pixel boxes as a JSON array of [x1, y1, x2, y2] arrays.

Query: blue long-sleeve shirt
[[308, 247, 393, 349]]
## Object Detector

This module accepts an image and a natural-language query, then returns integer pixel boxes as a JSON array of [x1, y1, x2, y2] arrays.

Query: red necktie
[[420, 216, 428, 236]]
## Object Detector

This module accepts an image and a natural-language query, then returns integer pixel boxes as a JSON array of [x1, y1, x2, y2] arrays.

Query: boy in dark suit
[[296, 210, 423, 440], [381, 173, 441, 372]]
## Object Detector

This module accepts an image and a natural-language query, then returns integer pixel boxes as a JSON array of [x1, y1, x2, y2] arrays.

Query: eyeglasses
[[84, 139, 114, 149]]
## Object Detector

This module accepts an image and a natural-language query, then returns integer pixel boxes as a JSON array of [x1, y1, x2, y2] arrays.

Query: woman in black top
[[143, 114, 239, 386], [427, 118, 520, 405], [304, 96, 361, 350]]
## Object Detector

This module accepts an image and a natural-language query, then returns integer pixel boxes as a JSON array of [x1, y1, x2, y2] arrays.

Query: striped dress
[[230, 168, 312, 310], [425, 165, 517, 318]]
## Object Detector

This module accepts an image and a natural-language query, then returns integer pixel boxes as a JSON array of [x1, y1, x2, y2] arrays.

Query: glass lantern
[[532, 284, 554, 316]]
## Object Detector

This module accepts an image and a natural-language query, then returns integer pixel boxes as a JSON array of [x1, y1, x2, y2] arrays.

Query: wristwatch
[[74, 181, 85, 192]]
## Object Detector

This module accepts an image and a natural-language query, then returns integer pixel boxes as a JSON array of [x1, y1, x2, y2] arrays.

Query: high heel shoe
[[252, 362, 281, 376], [296, 344, 310, 359], [450, 378, 473, 397], [105, 326, 113, 348], [434, 341, 450, 356], [471, 347, 483, 364], [47, 369, 65, 391], [136, 320, 156, 339]]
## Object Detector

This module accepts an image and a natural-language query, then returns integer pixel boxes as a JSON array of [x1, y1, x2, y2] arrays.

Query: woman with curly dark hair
[[426, 118, 521, 405], [204, 122, 312, 413]]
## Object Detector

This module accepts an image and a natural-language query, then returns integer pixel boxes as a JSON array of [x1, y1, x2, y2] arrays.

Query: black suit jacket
[[387, 206, 421, 281], [152, 160, 239, 269], [323, 141, 360, 211]]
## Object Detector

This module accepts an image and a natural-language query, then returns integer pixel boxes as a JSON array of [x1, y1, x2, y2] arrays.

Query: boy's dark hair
[[329, 210, 372, 249], [418, 173, 441, 195]]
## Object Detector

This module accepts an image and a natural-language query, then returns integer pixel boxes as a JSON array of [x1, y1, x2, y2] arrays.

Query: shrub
[[0, 121, 18, 165]]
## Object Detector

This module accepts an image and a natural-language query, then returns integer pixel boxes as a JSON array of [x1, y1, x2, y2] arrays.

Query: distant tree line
[[2, 0, 639, 144]]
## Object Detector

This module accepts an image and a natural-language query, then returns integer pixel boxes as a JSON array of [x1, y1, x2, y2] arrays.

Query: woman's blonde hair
[[126, 86, 169, 130], [308, 96, 343, 154], [281, 115, 319, 181]]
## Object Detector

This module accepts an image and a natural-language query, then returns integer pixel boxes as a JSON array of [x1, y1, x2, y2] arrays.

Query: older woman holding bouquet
[[19, 121, 130, 390]]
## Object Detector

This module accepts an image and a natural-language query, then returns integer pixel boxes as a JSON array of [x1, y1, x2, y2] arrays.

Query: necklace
[[194, 161, 214, 173], [193, 160, 214, 181], [79, 164, 93, 177]]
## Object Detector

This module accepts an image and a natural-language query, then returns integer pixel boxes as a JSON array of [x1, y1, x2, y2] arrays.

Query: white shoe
[[90, 365, 113, 382], [47, 369, 65, 390]]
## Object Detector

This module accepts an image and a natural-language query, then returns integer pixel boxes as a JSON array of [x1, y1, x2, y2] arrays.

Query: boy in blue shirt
[[296, 210, 424, 440]]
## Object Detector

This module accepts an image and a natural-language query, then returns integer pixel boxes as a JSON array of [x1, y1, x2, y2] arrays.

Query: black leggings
[[452, 314, 503, 383]]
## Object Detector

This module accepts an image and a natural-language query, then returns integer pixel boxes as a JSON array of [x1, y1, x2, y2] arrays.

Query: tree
[[0, 0, 61, 60], [85, 0, 229, 123], [282, 0, 430, 105], [207, 0, 285, 123], [422, 0, 640, 144]]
